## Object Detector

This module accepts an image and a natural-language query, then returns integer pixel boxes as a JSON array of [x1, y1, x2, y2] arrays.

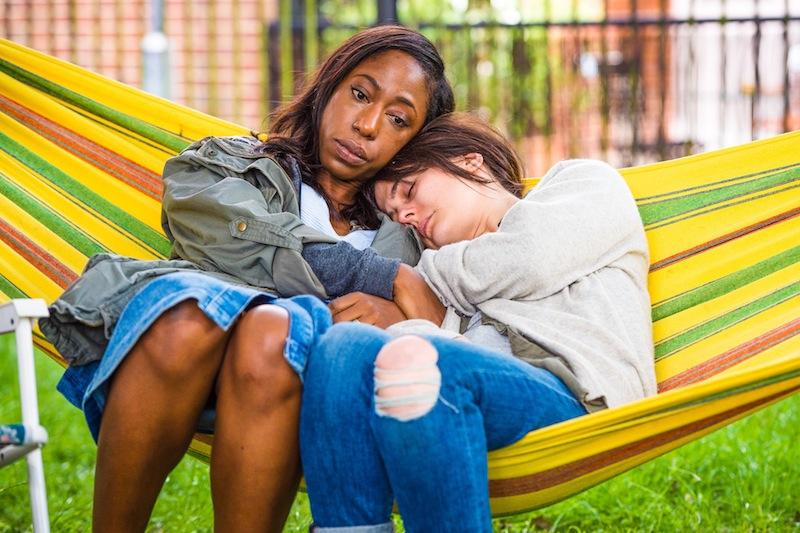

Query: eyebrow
[[354, 73, 418, 112]]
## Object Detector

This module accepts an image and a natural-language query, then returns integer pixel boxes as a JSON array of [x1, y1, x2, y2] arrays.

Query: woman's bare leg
[[93, 301, 229, 533], [211, 304, 302, 533]]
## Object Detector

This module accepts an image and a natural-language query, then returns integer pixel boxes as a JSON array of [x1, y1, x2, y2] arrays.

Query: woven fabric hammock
[[1, 38, 799, 516]]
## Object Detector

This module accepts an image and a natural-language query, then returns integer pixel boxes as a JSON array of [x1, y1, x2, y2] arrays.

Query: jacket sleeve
[[161, 137, 401, 298], [302, 242, 400, 299], [415, 160, 648, 315]]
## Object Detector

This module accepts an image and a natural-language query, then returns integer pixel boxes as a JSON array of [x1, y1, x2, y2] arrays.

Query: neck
[[480, 190, 520, 236], [315, 170, 362, 211]]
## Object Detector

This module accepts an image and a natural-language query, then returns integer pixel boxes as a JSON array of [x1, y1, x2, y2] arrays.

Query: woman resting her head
[[39, 26, 453, 533], [297, 113, 657, 532]]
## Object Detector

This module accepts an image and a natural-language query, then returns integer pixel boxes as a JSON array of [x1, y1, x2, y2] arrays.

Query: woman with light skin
[[298, 113, 657, 532], [40, 26, 451, 533]]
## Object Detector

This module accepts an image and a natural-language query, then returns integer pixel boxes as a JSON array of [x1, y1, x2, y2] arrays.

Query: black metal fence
[[267, 1, 800, 173]]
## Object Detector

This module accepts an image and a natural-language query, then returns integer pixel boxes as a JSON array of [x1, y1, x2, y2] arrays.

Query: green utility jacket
[[40, 135, 421, 366]]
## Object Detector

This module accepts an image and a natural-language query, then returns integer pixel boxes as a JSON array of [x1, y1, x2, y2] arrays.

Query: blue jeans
[[300, 323, 587, 533], [57, 271, 331, 441]]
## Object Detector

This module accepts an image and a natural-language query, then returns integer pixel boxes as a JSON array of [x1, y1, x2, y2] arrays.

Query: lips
[[334, 139, 368, 165], [417, 213, 433, 241]]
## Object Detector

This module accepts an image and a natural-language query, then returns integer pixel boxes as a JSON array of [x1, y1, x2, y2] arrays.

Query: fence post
[[141, 0, 170, 98], [377, 0, 398, 24]]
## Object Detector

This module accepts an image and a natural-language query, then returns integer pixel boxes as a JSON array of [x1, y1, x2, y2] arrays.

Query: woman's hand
[[393, 264, 446, 325], [329, 293, 407, 328]]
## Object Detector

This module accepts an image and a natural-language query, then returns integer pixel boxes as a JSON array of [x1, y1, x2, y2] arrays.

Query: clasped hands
[[328, 264, 445, 328]]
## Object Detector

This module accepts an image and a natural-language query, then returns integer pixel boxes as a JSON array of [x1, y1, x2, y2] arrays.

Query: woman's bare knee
[[374, 336, 441, 421], [222, 304, 298, 406], [132, 300, 227, 380]]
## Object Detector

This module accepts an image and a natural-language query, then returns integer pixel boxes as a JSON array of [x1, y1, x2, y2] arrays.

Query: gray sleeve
[[415, 160, 645, 314], [301, 242, 400, 299]]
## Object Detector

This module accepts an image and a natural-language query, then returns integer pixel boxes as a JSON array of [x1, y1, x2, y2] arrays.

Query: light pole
[[141, 0, 170, 98]]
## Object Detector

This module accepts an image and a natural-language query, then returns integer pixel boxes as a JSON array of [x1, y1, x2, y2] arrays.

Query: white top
[[300, 182, 377, 250], [414, 159, 656, 410]]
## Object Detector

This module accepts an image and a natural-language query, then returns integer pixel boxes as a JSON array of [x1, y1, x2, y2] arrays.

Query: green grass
[[1, 333, 799, 532]]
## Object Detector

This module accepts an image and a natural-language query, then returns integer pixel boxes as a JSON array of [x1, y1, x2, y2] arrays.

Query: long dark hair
[[259, 25, 454, 229], [373, 112, 524, 198]]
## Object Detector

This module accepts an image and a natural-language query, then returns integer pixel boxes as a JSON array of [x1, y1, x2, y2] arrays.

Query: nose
[[396, 204, 416, 225], [352, 105, 380, 140]]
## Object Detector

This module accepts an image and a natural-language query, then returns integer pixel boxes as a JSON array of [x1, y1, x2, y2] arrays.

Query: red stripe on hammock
[[0, 94, 162, 200], [650, 206, 800, 272], [658, 317, 800, 392], [0, 217, 77, 288], [194, 434, 213, 444], [488, 384, 800, 498]]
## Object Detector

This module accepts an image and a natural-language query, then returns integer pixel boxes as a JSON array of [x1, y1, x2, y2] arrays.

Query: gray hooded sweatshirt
[[413, 159, 657, 412]]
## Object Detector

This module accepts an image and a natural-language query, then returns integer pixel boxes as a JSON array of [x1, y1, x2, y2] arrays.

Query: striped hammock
[[1, 38, 799, 516]]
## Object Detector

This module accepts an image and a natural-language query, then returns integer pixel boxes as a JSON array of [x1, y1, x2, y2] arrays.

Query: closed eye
[[382, 204, 399, 222], [405, 181, 416, 199]]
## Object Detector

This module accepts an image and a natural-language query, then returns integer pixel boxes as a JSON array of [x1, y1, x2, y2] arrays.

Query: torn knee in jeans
[[374, 336, 441, 422]]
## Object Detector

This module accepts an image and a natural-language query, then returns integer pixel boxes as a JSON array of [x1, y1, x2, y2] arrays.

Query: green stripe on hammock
[[639, 166, 800, 225], [635, 163, 798, 203], [647, 182, 800, 232], [0, 274, 26, 300], [0, 132, 171, 257], [652, 246, 800, 322], [678, 367, 800, 411], [0, 94, 162, 199], [0, 171, 106, 257], [655, 282, 800, 360], [0, 58, 190, 153]]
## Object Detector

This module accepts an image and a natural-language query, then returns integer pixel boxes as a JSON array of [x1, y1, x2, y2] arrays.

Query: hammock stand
[[1, 38, 798, 516]]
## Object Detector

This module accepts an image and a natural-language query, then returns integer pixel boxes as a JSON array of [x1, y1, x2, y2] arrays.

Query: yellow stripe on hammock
[[655, 260, 800, 344], [648, 210, 799, 309], [0, 70, 169, 175], [0, 39, 247, 142], [0, 238, 63, 301], [0, 150, 158, 261], [0, 113, 164, 232]]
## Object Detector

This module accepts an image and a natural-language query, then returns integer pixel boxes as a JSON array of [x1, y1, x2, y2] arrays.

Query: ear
[[456, 152, 484, 174]]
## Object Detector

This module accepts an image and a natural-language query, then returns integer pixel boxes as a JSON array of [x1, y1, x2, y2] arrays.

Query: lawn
[[2, 332, 799, 532]]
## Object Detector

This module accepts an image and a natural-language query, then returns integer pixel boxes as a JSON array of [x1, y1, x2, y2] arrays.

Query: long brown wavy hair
[[373, 112, 525, 198], [259, 25, 455, 229]]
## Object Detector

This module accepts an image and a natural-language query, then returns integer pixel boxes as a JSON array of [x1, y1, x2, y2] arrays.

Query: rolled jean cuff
[[311, 522, 394, 533]]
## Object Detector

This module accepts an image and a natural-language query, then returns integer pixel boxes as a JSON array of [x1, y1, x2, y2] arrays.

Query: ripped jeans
[[299, 323, 587, 533]]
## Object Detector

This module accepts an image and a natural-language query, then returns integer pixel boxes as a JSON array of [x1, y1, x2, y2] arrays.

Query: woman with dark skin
[[42, 27, 451, 533]]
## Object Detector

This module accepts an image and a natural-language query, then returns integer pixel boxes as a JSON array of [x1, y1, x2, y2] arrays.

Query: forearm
[[393, 264, 446, 325]]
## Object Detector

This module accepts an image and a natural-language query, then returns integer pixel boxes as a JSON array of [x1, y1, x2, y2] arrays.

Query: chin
[[324, 158, 368, 183], [320, 158, 348, 181], [425, 236, 443, 250], [340, 169, 371, 183]]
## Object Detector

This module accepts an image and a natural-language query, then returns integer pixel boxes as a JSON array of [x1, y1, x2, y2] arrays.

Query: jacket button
[[237, 221, 248, 232]]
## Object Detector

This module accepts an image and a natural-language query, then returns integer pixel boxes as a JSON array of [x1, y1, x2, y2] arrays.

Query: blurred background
[[2, 0, 799, 175]]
